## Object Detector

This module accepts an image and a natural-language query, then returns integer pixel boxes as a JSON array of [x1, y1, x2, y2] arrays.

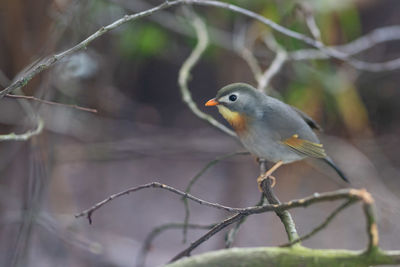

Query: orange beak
[[205, 98, 219, 106]]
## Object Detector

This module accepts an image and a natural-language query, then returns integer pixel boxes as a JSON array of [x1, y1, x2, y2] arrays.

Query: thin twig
[[182, 151, 248, 242], [76, 181, 377, 224], [75, 182, 244, 224], [5, 94, 98, 113], [136, 222, 215, 267], [0, 118, 44, 141], [280, 199, 357, 247]]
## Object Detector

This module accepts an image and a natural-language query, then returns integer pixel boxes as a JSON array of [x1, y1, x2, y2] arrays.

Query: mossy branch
[[166, 246, 400, 267]]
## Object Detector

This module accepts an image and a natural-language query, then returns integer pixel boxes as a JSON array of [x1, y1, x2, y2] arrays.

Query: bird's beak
[[205, 98, 219, 106]]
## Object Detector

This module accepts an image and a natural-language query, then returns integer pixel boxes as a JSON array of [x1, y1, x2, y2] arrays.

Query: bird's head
[[205, 83, 261, 131]]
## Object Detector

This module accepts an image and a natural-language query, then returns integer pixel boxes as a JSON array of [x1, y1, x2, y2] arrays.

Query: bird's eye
[[229, 94, 237, 102]]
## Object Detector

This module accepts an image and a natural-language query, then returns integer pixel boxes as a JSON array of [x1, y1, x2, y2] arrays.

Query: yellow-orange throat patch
[[217, 105, 247, 132]]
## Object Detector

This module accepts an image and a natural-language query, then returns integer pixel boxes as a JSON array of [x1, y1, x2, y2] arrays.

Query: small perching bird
[[205, 83, 349, 189]]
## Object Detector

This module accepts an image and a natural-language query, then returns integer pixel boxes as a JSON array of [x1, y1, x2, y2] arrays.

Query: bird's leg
[[257, 161, 283, 191]]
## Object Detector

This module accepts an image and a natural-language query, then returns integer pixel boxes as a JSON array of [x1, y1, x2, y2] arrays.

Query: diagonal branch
[[170, 213, 246, 262]]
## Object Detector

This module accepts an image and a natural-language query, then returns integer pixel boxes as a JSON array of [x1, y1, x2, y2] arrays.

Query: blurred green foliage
[[118, 25, 168, 59]]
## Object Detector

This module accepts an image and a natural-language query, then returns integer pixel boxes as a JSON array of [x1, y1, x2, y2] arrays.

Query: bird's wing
[[290, 106, 322, 131], [282, 134, 327, 158]]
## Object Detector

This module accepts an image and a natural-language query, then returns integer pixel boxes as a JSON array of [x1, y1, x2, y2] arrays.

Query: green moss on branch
[[166, 246, 400, 267]]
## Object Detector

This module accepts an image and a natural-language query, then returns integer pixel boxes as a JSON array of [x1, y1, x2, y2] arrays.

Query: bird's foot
[[257, 174, 276, 192]]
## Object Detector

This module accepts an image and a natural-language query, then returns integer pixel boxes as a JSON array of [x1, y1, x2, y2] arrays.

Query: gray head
[[207, 83, 262, 116]]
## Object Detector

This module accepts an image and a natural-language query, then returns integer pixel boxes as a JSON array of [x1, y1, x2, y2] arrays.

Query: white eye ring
[[229, 94, 237, 101]]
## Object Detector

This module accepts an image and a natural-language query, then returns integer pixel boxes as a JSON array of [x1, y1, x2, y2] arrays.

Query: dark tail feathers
[[322, 157, 350, 183]]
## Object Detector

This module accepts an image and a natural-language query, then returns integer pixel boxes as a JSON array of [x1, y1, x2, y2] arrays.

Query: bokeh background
[[1, 0, 400, 266]]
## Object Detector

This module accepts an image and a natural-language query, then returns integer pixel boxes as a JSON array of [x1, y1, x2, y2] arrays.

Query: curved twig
[[178, 13, 236, 137]]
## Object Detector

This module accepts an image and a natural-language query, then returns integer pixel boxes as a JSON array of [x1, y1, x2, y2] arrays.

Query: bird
[[205, 83, 349, 190]]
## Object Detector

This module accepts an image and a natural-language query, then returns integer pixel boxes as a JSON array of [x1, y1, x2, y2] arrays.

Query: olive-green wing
[[282, 134, 326, 158]]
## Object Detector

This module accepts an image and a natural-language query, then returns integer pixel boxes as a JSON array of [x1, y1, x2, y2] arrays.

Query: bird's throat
[[217, 105, 247, 133]]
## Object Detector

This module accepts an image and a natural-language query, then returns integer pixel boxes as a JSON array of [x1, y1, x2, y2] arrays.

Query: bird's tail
[[322, 157, 350, 183]]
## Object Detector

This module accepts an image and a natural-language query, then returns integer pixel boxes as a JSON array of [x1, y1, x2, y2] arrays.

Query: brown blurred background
[[0, 0, 400, 266]]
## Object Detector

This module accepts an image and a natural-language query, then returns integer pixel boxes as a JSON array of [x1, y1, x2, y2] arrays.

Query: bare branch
[[75, 182, 245, 224], [0, 118, 44, 141], [5, 94, 97, 113], [291, 25, 400, 63]]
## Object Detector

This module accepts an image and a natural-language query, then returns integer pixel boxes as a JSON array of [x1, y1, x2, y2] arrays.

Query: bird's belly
[[239, 132, 305, 163]]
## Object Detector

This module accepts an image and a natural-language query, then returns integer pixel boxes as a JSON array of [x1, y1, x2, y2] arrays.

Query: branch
[[0, 118, 44, 141], [75, 182, 245, 224], [178, 13, 236, 137], [291, 25, 400, 61], [166, 247, 400, 267], [259, 160, 299, 243], [5, 94, 97, 113]]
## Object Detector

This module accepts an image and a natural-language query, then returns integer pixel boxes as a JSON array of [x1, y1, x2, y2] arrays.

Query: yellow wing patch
[[282, 134, 327, 158]]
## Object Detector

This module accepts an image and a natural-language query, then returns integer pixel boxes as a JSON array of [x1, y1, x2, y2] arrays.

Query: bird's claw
[[257, 174, 276, 192]]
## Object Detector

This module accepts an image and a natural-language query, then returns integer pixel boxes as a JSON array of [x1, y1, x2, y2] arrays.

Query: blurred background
[[1, 0, 400, 266]]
